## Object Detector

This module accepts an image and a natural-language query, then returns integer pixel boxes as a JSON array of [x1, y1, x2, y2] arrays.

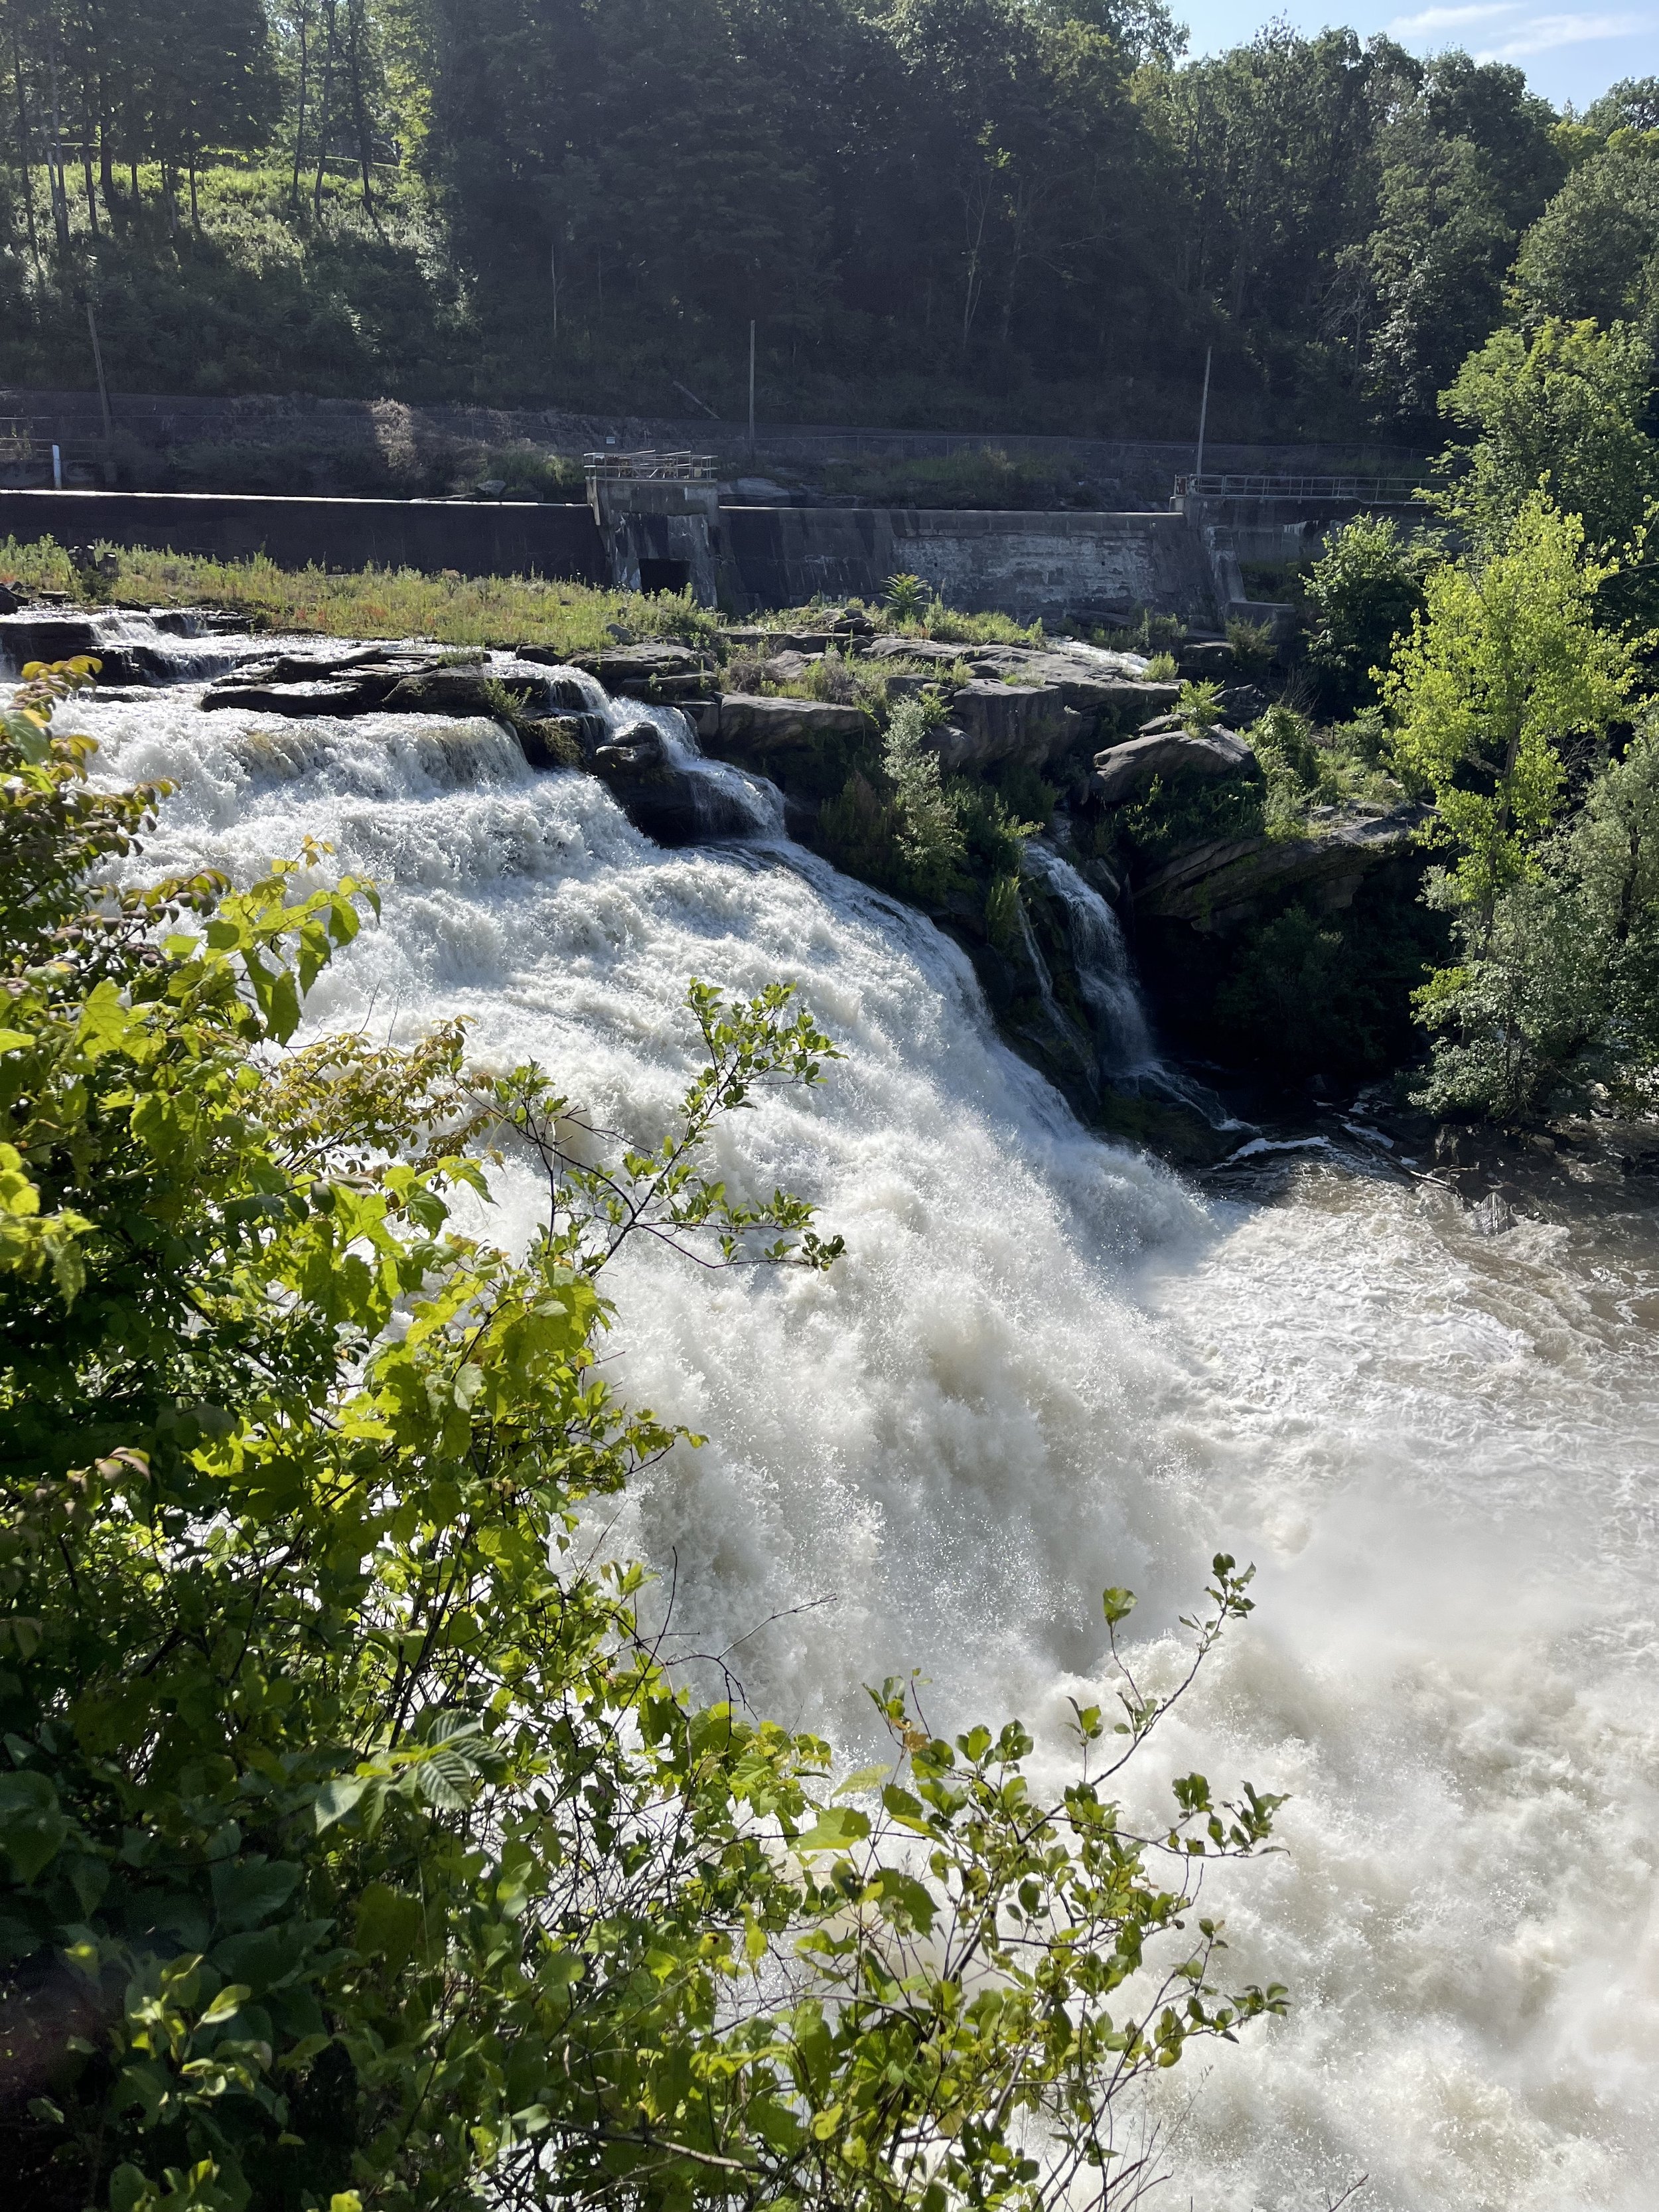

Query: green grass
[[0, 541, 1041, 660], [0, 540, 724, 655]]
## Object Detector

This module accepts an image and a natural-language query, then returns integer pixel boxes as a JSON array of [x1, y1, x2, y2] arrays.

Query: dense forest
[[0, 0, 1654, 438]]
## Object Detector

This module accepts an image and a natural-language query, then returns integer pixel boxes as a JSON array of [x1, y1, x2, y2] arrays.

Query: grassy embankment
[[0, 538, 1040, 654]]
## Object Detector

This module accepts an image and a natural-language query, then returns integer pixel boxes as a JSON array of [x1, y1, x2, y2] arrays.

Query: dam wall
[[717, 506, 1218, 625], [0, 488, 611, 586], [0, 487, 1221, 625]]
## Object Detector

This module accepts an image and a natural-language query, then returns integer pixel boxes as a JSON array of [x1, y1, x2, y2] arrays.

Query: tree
[[1415, 705, 1659, 1119], [1581, 76, 1659, 137], [1365, 54, 1565, 426], [1380, 493, 1637, 925], [1436, 317, 1659, 620], [1, 666, 1287, 2212], [1511, 136, 1659, 344], [1305, 511, 1443, 713]]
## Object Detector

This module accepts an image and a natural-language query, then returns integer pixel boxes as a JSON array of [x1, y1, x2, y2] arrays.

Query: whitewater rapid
[[80, 680, 1659, 2211]]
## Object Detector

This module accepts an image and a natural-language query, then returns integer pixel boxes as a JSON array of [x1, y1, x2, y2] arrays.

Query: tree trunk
[[98, 92, 118, 228], [46, 46, 69, 250], [11, 22, 41, 276], [80, 72, 98, 239], [291, 4, 310, 212], [344, 0, 375, 219], [313, 0, 338, 220]]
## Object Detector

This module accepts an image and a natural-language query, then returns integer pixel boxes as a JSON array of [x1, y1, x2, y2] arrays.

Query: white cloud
[[1386, 1, 1651, 54], [1386, 3, 1519, 29], [1478, 10, 1646, 53]]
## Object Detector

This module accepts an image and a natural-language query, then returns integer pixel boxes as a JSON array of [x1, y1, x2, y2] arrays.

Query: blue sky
[[1177, 1, 1655, 110]]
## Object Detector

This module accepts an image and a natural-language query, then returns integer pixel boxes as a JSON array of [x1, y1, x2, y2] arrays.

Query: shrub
[[1226, 617, 1276, 678], [1415, 707, 1659, 1120], [1380, 493, 1634, 922], [1176, 680, 1224, 734], [1305, 514, 1442, 715], [1143, 650, 1179, 681], [884, 696, 967, 900], [0, 665, 1289, 2211], [883, 571, 927, 621]]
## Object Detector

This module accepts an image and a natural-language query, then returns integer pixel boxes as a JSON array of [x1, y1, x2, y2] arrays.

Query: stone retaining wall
[[0, 488, 1222, 623], [0, 488, 611, 583], [719, 506, 1218, 624]]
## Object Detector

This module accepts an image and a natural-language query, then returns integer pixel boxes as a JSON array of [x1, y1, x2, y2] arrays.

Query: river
[[78, 659, 1659, 2211]]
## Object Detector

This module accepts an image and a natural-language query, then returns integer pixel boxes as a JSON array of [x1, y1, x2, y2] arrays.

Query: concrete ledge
[[0, 488, 609, 583]]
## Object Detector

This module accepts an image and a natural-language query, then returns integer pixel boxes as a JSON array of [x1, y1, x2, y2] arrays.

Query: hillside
[[0, 3, 1653, 442]]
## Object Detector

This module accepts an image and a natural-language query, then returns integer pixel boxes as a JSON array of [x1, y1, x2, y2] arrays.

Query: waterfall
[[1019, 840, 1238, 1126], [62, 664, 1659, 2212], [620, 696, 788, 843], [1019, 839, 1153, 1072]]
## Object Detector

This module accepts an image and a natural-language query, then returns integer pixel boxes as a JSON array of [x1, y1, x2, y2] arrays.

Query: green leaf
[[210, 1856, 302, 1933], [313, 1777, 370, 1832], [0, 1772, 68, 1882], [199, 1983, 252, 2028], [792, 1805, 871, 1856]]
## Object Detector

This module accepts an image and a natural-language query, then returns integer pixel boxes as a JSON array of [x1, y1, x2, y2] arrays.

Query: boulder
[[1133, 811, 1423, 931], [960, 645, 1179, 733], [561, 640, 716, 701], [860, 636, 966, 667], [593, 721, 671, 776], [711, 694, 869, 754], [1094, 728, 1254, 804], [203, 679, 378, 717], [517, 713, 607, 768], [758, 649, 820, 684], [0, 611, 105, 666], [589, 717, 760, 848], [381, 660, 569, 718], [932, 681, 1084, 771], [1176, 639, 1234, 679]]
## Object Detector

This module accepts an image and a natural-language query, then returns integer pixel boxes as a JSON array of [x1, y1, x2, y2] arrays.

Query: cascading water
[[1020, 840, 1154, 1074], [62, 653, 1659, 2211], [1019, 840, 1238, 1127]]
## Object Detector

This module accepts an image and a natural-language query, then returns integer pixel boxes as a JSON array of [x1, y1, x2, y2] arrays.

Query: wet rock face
[[1093, 727, 1254, 804], [1132, 810, 1425, 932], [933, 680, 1084, 771], [711, 694, 870, 753], [557, 641, 716, 702], [0, 607, 245, 685], [200, 650, 589, 721]]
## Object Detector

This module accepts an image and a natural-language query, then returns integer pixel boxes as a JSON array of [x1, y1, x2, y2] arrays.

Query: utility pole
[[748, 320, 756, 461], [1194, 344, 1212, 488], [86, 297, 114, 480]]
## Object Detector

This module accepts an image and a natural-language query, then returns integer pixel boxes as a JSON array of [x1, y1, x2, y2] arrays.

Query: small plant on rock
[[883, 571, 928, 621], [1177, 679, 1224, 734]]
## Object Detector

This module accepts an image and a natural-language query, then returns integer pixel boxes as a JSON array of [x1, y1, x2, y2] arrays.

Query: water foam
[[78, 680, 1659, 2210]]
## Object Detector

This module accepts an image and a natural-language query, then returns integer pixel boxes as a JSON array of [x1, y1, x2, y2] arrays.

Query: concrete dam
[[0, 455, 1417, 628]]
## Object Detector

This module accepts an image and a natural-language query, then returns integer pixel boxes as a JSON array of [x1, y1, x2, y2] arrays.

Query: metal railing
[[1175, 471, 1433, 503], [583, 449, 718, 484]]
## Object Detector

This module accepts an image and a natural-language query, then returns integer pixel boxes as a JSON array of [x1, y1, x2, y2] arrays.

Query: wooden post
[[1194, 345, 1212, 488]]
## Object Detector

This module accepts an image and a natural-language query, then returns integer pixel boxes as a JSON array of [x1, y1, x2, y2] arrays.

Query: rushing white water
[[74, 669, 1659, 2211], [1021, 839, 1154, 1073]]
